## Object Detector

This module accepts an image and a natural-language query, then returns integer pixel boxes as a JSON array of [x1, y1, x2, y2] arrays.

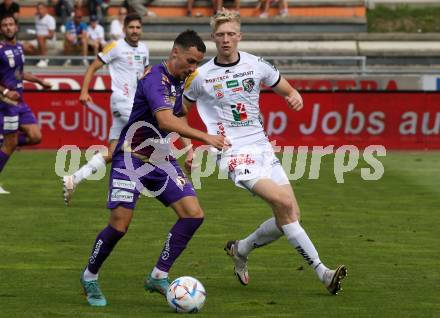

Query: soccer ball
[[166, 276, 206, 313]]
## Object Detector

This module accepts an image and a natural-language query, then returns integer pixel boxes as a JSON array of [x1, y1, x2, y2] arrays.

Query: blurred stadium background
[[14, 0, 440, 149], [1, 0, 439, 317]]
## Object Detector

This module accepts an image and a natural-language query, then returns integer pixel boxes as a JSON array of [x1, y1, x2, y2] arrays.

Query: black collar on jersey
[[214, 52, 240, 67], [124, 38, 138, 48]]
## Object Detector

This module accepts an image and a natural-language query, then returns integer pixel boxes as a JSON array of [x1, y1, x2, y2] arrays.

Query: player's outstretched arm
[[272, 76, 303, 111], [23, 72, 52, 89], [155, 109, 230, 151], [79, 58, 104, 105]]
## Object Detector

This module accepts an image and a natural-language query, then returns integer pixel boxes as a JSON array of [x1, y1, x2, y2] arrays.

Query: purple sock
[[0, 150, 10, 172], [17, 134, 27, 146], [155, 218, 204, 272], [87, 225, 125, 274]]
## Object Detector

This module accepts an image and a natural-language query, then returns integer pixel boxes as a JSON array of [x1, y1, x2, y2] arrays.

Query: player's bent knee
[[28, 133, 42, 145], [109, 206, 133, 232], [2, 136, 18, 154], [273, 196, 293, 213], [183, 206, 204, 218]]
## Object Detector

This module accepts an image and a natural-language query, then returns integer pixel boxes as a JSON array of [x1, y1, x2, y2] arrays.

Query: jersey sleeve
[[98, 41, 117, 64], [143, 74, 174, 114], [183, 69, 201, 103], [257, 56, 281, 88]]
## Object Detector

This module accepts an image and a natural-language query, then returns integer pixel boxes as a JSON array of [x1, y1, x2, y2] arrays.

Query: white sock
[[151, 266, 168, 279], [237, 217, 283, 257], [73, 153, 106, 185], [281, 221, 329, 282], [83, 267, 99, 281]]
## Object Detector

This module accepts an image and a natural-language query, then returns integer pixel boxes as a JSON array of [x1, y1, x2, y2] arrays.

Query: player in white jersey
[[62, 13, 149, 205], [183, 9, 347, 295]]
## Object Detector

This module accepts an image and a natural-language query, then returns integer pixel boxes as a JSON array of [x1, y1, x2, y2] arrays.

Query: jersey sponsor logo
[[237, 168, 251, 176], [233, 70, 254, 79], [226, 80, 239, 88], [214, 83, 224, 98], [89, 239, 103, 264], [161, 233, 172, 260], [217, 121, 226, 137], [110, 189, 134, 202], [228, 154, 256, 172], [242, 78, 255, 92], [230, 120, 253, 127], [112, 179, 136, 190], [231, 103, 248, 121], [215, 90, 224, 99], [205, 75, 229, 83], [232, 87, 243, 93]]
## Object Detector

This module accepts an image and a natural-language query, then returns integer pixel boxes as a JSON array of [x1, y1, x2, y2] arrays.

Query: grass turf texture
[[367, 5, 440, 33], [0, 150, 439, 317]]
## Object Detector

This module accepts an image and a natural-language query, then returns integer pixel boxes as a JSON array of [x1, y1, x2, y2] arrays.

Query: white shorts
[[109, 93, 132, 141], [28, 39, 57, 50], [217, 141, 289, 191]]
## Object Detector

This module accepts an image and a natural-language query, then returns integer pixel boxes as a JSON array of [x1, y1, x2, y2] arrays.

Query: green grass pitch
[[0, 150, 439, 317]]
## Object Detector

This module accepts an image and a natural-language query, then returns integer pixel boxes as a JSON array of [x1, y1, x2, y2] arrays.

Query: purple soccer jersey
[[108, 62, 196, 210], [114, 62, 185, 158], [0, 41, 24, 98], [0, 41, 34, 134]]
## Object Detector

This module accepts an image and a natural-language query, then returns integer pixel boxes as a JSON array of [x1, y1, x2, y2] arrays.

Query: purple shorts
[[0, 102, 37, 134], [107, 153, 197, 210], [17, 102, 38, 126]]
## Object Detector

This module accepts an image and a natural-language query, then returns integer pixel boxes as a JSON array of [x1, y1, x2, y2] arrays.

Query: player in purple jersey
[[0, 14, 51, 194], [79, 30, 230, 307]]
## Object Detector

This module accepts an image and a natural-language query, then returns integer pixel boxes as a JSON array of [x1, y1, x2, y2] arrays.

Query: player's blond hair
[[210, 9, 241, 32]]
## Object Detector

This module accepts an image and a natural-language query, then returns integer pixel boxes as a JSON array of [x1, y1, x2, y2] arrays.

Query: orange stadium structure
[[18, 0, 365, 19]]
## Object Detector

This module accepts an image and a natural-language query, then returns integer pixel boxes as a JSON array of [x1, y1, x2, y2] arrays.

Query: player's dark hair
[[0, 14, 17, 25], [174, 30, 206, 53], [124, 13, 142, 27]]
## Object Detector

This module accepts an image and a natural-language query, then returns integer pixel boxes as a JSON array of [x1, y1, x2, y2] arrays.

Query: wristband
[[2, 88, 9, 95]]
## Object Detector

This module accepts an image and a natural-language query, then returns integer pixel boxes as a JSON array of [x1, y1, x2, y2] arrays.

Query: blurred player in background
[[62, 13, 149, 205], [0, 14, 51, 194], [79, 30, 229, 307], [183, 9, 347, 294]]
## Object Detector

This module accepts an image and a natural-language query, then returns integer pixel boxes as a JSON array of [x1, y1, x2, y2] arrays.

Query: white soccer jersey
[[184, 51, 280, 149], [87, 24, 105, 43], [35, 14, 56, 38], [98, 38, 149, 101]]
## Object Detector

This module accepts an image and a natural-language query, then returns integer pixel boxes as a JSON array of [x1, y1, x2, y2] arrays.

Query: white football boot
[[0, 185, 10, 194], [224, 240, 249, 285], [62, 175, 75, 206], [322, 265, 347, 295]]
